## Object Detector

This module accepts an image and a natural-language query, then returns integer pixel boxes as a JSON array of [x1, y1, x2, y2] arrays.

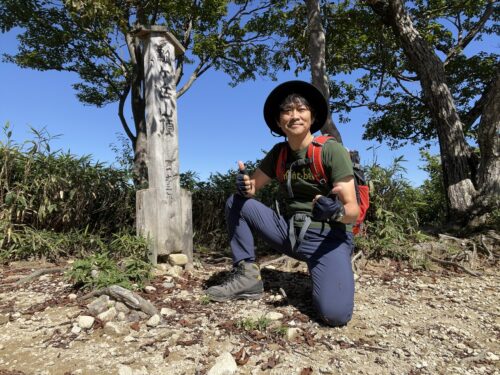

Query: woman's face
[[278, 102, 314, 138]]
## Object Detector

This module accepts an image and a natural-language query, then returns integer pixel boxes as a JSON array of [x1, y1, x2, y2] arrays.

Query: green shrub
[[0, 221, 106, 261], [417, 151, 447, 226], [357, 156, 429, 259], [1, 122, 452, 267], [65, 251, 152, 290], [236, 316, 272, 331], [0, 124, 135, 235], [0, 218, 148, 262]]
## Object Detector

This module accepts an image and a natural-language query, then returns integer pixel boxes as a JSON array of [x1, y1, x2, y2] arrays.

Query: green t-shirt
[[259, 139, 354, 230]]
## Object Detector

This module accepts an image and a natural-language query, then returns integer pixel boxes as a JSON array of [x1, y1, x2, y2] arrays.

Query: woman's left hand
[[312, 195, 345, 221]]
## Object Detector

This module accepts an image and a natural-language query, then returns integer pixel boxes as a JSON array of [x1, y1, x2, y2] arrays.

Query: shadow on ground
[[203, 266, 322, 324]]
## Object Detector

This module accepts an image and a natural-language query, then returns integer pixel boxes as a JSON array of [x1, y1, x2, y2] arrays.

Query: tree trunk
[[305, 0, 343, 144], [367, 0, 477, 217], [130, 35, 148, 187], [476, 70, 500, 204]]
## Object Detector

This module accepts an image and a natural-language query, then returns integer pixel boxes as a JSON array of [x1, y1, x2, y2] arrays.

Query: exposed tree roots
[[15, 267, 67, 286]]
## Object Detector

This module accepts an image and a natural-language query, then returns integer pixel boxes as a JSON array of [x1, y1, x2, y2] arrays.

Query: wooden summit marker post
[[136, 26, 193, 266]]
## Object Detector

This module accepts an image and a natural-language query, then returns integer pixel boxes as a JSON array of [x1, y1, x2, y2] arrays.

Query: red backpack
[[275, 135, 370, 235]]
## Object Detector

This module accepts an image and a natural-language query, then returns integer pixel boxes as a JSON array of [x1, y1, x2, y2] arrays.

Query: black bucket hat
[[263, 80, 328, 136]]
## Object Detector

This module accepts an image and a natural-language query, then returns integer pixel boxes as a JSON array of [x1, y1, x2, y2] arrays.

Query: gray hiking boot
[[206, 261, 264, 302]]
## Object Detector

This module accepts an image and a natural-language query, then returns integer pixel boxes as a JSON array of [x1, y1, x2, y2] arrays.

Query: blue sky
[[1, 29, 438, 185]]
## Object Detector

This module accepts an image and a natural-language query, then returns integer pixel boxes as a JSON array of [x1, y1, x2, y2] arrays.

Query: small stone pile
[[72, 253, 190, 337]]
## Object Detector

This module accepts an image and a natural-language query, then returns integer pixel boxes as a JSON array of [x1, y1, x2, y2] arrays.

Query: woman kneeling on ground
[[206, 80, 359, 327]]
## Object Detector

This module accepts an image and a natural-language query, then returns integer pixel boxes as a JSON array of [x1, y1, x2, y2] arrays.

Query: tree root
[[479, 234, 498, 261], [80, 285, 158, 316], [426, 254, 481, 277], [351, 251, 364, 274], [15, 267, 67, 286], [430, 231, 499, 273]]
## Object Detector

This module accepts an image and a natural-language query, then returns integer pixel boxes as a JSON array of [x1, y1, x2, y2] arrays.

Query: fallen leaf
[[381, 273, 395, 282], [303, 331, 315, 347], [177, 339, 198, 346], [261, 355, 279, 370], [300, 367, 313, 375], [130, 322, 140, 331], [163, 347, 170, 359], [233, 347, 250, 366], [250, 330, 266, 340], [178, 318, 191, 327], [92, 317, 104, 330]]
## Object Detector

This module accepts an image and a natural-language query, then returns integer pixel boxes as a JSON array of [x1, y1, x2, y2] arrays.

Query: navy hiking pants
[[225, 194, 355, 326]]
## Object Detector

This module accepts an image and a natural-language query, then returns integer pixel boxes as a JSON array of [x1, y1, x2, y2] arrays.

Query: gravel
[[0, 259, 498, 375]]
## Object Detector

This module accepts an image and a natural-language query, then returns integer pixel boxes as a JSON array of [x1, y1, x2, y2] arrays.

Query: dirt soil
[[0, 257, 498, 375]]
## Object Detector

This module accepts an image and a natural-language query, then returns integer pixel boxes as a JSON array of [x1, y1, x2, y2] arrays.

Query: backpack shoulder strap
[[275, 142, 288, 183], [307, 135, 334, 185]]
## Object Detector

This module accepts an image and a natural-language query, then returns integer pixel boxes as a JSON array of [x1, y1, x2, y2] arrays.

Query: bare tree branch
[[175, 17, 194, 85], [177, 60, 212, 98], [444, 0, 495, 66], [373, 70, 386, 103], [461, 90, 489, 129], [393, 70, 418, 82], [118, 84, 135, 145], [394, 74, 423, 103]]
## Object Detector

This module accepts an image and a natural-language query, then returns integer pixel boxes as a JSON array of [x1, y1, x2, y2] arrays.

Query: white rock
[[160, 308, 176, 318], [117, 312, 127, 321], [265, 312, 284, 321], [124, 335, 137, 342], [178, 290, 191, 299], [68, 293, 77, 300], [71, 325, 82, 335], [152, 268, 167, 277], [118, 365, 134, 375], [319, 366, 334, 374], [486, 352, 499, 361], [98, 307, 117, 322], [146, 314, 161, 327], [104, 322, 130, 337], [168, 253, 188, 266], [207, 352, 237, 375], [286, 327, 302, 341], [162, 282, 175, 289], [366, 330, 377, 337], [156, 263, 169, 271], [87, 295, 110, 315], [144, 286, 156, 293], [115, 302, 130, 314], [166, 265, 183, 278], [77, 315, 95, 329], [134, 366, 149, 375], [0, 314, 9, 325]]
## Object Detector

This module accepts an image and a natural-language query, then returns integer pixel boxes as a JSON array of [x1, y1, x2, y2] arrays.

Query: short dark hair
[[278, 94, 314, 117]]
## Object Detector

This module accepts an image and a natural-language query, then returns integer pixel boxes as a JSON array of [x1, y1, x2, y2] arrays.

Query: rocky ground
[[0, 256, 498, 375]]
